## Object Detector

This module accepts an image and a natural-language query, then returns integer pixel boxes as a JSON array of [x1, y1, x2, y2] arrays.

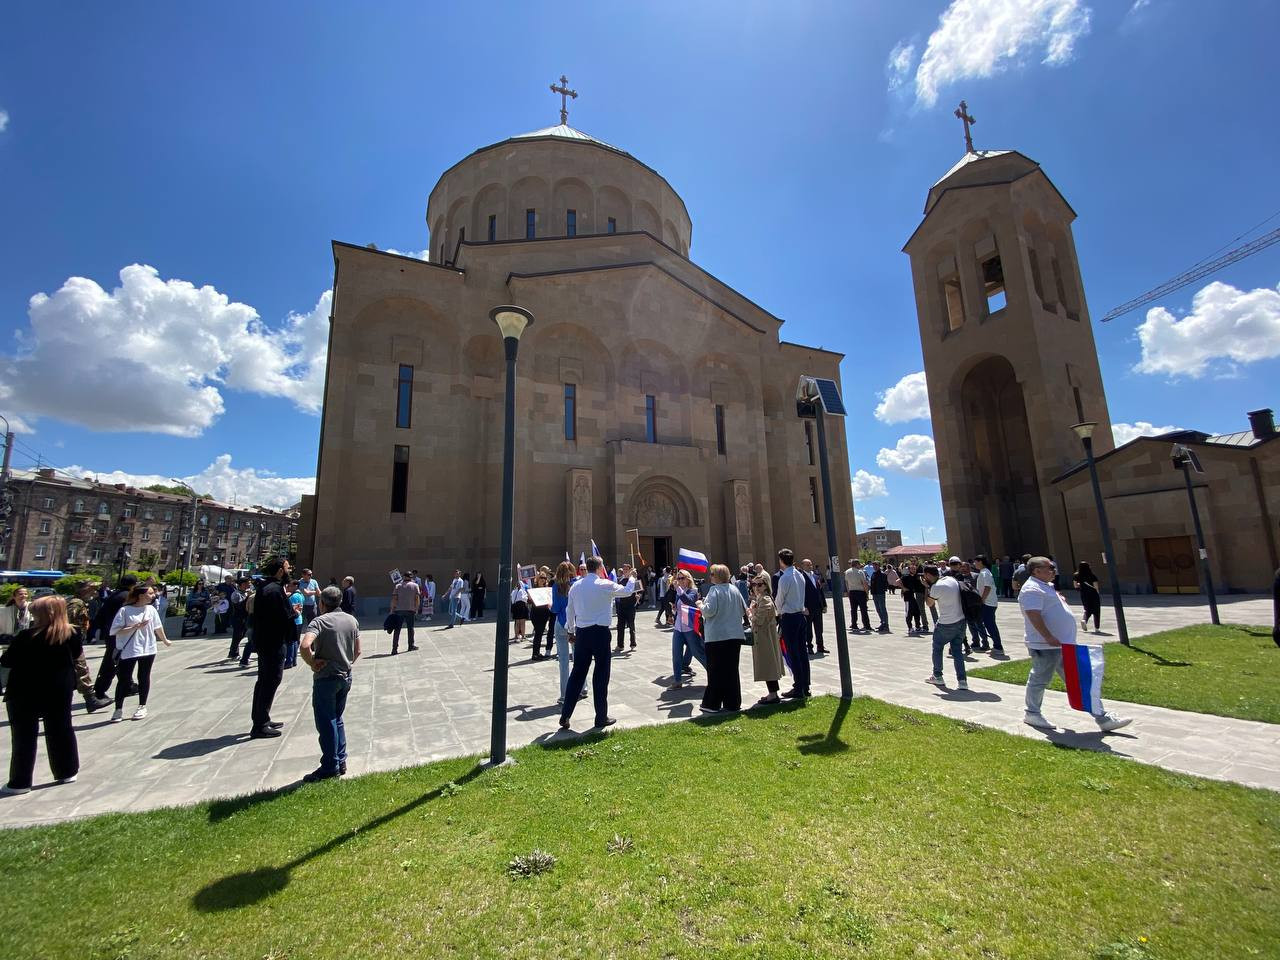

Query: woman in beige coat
[[748, 574, 784, 704]]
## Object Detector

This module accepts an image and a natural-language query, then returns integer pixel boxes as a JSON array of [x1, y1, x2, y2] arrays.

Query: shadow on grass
[[1127, 644, 1193, 667], [796, 697, 851, 755], [193, 763, 486, 912]]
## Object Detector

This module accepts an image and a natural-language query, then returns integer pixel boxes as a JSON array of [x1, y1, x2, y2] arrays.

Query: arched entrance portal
[[960, 356, 1047, 557], [625, 475, 702, 573]]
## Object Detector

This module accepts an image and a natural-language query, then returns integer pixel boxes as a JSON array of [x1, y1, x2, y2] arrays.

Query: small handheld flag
[[564, 551, 571, 562], [590, 538, 602, 559], [675, 599, 701, 634], [677, 548, 709, 575], [1060, 642, 1106, 714]]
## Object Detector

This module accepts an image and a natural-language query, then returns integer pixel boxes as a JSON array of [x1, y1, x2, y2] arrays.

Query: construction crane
[[1101, 224, 1280, 323]]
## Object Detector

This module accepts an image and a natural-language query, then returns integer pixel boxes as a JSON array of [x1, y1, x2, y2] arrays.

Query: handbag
[[383, 613, 399, 633]]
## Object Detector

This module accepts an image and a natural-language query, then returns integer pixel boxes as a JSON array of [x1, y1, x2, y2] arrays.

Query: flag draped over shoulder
[[677, 548, 708, 574], [1060, 642, 1105, 714], [675, 599, 701, 635]]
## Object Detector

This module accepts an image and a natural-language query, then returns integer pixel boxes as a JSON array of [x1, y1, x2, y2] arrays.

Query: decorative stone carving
[[635, 491, 678, 529], [567, 469, 593, 549]]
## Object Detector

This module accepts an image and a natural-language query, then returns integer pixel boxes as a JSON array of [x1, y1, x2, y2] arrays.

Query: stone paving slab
[[0, 592, 1274, 827]]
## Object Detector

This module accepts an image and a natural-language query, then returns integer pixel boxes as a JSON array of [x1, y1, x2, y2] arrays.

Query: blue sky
[[1, 1, 1278, 538]]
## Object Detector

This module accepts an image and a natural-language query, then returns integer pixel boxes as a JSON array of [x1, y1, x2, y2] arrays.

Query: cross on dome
[[550, 74, 578, 126], [954, 100, 976, 154]]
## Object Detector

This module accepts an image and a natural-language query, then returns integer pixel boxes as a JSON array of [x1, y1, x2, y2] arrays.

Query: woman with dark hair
[[550, 561, 578, 703], [471, 573, 487, 620], [2, 595, 82, 793], [1074, 561, 1102, 632], [109, 583, 172, 722], [528, 570, 552, 659]]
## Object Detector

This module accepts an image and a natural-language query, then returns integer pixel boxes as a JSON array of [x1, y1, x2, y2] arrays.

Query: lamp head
[[489, 305, 535, 341], [1070, 421, 1097, 442]]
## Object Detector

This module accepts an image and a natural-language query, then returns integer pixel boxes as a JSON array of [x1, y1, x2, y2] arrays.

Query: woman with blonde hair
[[1, 595, 82, 793], [668, 569, 705, 689], [748, 574, 784, 704], [699, 564, 747, 713], [109, 583, 172, 722]]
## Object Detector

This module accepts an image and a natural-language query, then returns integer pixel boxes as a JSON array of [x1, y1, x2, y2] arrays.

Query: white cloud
[[886, 41, 916, 91], [856, 514, 888, 529], [851, 469, 889, 499], [913, 0, 1092, 107], [1134, 280, 1280, 378], [1111, 420, 1185, 446], [0, 265, 331, 436], [876, 434, 938, 478], [875, 370, 930, 423], [0, 109, 9, 133], [59, 454, 314, 510], [383, 248, 429, 260]]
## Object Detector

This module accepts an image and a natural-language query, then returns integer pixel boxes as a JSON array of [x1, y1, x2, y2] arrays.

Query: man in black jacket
[[799, 559, 828, 655], [92, 574, 138, 699], [249, 557, 295, 739]]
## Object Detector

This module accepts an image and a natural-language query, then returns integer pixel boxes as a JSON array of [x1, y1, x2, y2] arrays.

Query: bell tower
[[902, 123, 1113, 562]]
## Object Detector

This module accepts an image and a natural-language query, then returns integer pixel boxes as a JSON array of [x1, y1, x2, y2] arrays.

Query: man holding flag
[[1019, 556, 1132, 733]]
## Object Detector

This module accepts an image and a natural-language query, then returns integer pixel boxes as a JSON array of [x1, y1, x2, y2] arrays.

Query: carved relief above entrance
[[625, 475, 699, 531], [566, 468, 593, 551]]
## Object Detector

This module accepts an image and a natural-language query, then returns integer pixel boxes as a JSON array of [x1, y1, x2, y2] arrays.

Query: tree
[[857, 547, 885, 565], [143, 483, 212, 499], [930, 545, 952, 563]]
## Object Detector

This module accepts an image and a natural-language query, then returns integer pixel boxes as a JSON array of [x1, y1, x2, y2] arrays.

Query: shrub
[[53, 573, 100, 595], [162, 570, 198, 588]]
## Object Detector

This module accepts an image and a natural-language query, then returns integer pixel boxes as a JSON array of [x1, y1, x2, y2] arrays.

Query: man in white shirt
[[1019, 557, 1132, 732], [773, 549, 810, 700], [443, 570, 464, 629], [844, 559, 871, 632], [973, 555, 1004, 653], [922, 558, 969, 689], [559, 557, 634, 731]]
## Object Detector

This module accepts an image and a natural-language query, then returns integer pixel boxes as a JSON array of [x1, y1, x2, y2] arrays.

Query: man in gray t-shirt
[[300, 586, 363, 781]]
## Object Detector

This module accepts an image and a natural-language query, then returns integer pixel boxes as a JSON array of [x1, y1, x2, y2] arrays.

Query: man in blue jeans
[[299, 586, 362, 781], [973, 555, 1005, 653], [559, 557, 634, 731], [922, 560, 968, 690]]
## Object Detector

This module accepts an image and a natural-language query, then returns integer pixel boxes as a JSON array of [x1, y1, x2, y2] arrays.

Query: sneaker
[[956, 680, 969, 690], [132, 706, 148, 721], [667, 681, 684, 690], [266, 721, 284, 729], [0, 785, 31, 796], [1023, 711, 1054, 729], [1097, 713, 1134, 733], [302, 767, 339, 783], [56, 775, 77, 784], [924, 675, 945, 686], [110, 709, 124, 723], [84, 695, 112, 713], [339, 761, 347, 776]]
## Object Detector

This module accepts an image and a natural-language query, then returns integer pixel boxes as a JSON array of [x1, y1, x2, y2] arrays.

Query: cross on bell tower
[[954, 100, 976, 154], [550, 74, 578, 126]]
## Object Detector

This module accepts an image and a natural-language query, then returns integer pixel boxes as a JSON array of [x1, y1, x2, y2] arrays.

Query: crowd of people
[[1, 543, 1146, 795]]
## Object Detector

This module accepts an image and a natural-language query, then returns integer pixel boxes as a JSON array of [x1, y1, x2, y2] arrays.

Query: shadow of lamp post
[[1070, 421, 1129, 646], [488, 304, 535, 766]]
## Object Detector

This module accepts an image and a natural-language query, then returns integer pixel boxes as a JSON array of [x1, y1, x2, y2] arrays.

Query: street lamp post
[[170, 479, 198, 605], [1172, 444, 1220, 625], [797, 377, 853, 699], [488, 304, 534, 766], [1070, 422, 1129, 646]]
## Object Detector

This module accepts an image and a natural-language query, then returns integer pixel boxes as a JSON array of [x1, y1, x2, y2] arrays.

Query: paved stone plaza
[[0, 593, 1275, 827]]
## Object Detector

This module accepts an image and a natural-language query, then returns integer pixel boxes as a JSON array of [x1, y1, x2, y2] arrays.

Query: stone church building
[[905, 129, 1278, 593], [304, 112, 854, 594]]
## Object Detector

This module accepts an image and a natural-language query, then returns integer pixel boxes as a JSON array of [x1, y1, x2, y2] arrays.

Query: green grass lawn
[[970, 624, 1279, 724], [1, 697, 1277, 960]]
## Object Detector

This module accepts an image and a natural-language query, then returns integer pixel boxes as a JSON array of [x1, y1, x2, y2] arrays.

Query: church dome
[[426, 121, 692, 259], [924, 149, 1040, 214]]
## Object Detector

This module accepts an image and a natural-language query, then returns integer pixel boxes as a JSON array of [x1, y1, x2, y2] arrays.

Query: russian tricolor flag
[[677, 548, 709, 575], [1060, 642, 1106, 714]]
